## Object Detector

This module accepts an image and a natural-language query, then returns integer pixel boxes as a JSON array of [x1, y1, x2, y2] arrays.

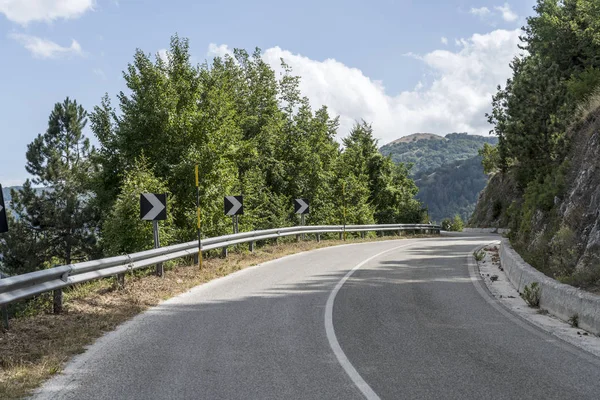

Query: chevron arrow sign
[[0, 184, 7, 233], [140, 193, 167, 221], [294, 198, 309, 214], [224, 196, 243, 216]]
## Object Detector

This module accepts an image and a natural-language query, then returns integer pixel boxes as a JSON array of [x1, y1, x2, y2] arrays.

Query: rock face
[[559, 118, 600, 271], [469, 172, 518, 228]]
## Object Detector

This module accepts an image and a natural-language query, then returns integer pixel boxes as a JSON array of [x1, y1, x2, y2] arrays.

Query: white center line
[[324, 241, 416, 400]]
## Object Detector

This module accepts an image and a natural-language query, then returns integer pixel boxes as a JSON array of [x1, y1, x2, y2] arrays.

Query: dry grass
[[0, 234, 426, 399]]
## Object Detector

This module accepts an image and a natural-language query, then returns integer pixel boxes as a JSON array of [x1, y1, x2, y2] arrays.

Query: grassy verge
[[0, 234, 426, 399]]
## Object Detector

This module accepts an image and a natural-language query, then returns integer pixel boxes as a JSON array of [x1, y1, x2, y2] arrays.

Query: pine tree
[[12, 97, 98, 266]]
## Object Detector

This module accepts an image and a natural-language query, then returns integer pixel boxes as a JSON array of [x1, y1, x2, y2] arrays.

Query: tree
[[478, 143, 499, 175], [11, 98, 98, 267]]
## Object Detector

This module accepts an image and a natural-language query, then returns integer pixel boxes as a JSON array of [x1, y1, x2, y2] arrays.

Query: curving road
[[35, 235, 600, 400]]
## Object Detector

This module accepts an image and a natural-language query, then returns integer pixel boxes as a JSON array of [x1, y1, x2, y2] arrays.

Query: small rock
[[584, 332, 589, 336], [577, 332, 581, 335], [508, 295, 515, 298], [499, 266, 504, 271], [176, 279, 183, 284], [499, 295, 503, 298], [490, 275, 499, 282]]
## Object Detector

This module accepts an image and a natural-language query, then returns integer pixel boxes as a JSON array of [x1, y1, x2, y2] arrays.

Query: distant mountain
[[1, 186, 47, 215], [414, 156, 489, 222], [1, 186, 18, 210], [379, 132, 498, 175], [387, 133, 444, 145], [379, 132, 499, 221]]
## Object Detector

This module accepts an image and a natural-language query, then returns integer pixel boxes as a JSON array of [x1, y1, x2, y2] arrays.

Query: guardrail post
[[361, 231, 365, 239], [116, 273, 125, 290], [296, 234, 300, 242], [1, 274, 8, 330], [316, 233, 321, 242], [249, 241, 254, 253], [222, 247, 228, 258], [53, 289, 63, 314], [339, 232, 343, 240]]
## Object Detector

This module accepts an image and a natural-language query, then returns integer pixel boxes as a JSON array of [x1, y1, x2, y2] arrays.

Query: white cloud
[[469, 7, 491, 17], [93, 68, 106, 79], [495, 3, 518, 22], [441, 37, 448, 45], [157, 48, 169, 63], [10, 33, 83, 59], [0, 0, 94, 25], [209, 28, 521, 144], [207, 43, 233, 59]]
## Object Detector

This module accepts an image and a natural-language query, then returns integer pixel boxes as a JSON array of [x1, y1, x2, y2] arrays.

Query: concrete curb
[[500, 238, 600, 335]]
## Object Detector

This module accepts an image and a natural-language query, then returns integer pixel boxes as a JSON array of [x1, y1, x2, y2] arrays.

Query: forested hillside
[[379, 132, 497, 174], [414, 156, 489, 222], [379, 133, 497, 221], [472, 0, 600, 290], [0, 37, 426, 276]]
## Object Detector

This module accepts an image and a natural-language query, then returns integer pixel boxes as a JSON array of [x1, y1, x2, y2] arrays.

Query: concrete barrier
[[500, 238, 600, 335]]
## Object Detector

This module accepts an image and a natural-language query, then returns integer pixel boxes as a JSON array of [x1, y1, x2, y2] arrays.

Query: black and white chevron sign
[[0, 185, 8, 233], [294, 198, 309, 214], [140, 193, 167, 221], [224, 196, 243, 216]]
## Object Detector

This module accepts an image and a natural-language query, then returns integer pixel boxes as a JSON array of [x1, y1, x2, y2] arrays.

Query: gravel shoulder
[[476, 243, 600, 358]]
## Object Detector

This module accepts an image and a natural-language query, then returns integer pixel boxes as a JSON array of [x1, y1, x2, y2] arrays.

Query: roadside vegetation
[[475, 0, 600, 289]]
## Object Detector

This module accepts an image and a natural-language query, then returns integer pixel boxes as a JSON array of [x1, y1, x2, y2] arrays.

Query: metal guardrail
[[0, 224, 439, 308]]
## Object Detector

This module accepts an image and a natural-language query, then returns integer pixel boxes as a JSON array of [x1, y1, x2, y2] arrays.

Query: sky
[[0, 0, 537, 186]]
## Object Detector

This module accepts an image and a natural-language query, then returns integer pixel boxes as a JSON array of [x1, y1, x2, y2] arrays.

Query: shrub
[[474, 250, 485, 262], [522, 282, 541, 307], [568, 314, 579, 328]]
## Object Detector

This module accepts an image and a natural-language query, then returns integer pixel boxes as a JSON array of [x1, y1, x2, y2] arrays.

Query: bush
[[522, 282, 541, 307], [474, 250, 485, 262]]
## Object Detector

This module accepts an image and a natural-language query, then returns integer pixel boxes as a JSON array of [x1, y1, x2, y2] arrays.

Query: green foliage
[[474, 250, 485, 262], [441, 215, 464, 232], [3, 36, 427, 277], [379, 132, 497, 174], [522, 282, 541, 308], [479, 143, 500, 175], [488, 0, 600, 187], [452, 215, 464, 232], [101, 157, 176, 255]]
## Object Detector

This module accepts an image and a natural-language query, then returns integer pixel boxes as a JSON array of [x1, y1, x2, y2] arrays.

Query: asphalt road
[[35, 235, 600, 400]]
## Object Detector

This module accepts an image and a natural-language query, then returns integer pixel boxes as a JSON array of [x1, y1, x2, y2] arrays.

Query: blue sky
[[0, 0, 536, 185]]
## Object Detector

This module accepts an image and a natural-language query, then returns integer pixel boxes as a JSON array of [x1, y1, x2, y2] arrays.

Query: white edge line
[[324, 242, 416, 400]]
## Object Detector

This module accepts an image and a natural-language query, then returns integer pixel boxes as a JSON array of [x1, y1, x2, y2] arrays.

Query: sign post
[[224, 195, 243, 233], [294, 198, 309, 240], [224, 196, 243, 257], [195, 165, 203, 270], [0, 186, 8, 328], [140, 193, 167, 276], [0, 184, 8, 234], [342, 182, 347, 241]]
